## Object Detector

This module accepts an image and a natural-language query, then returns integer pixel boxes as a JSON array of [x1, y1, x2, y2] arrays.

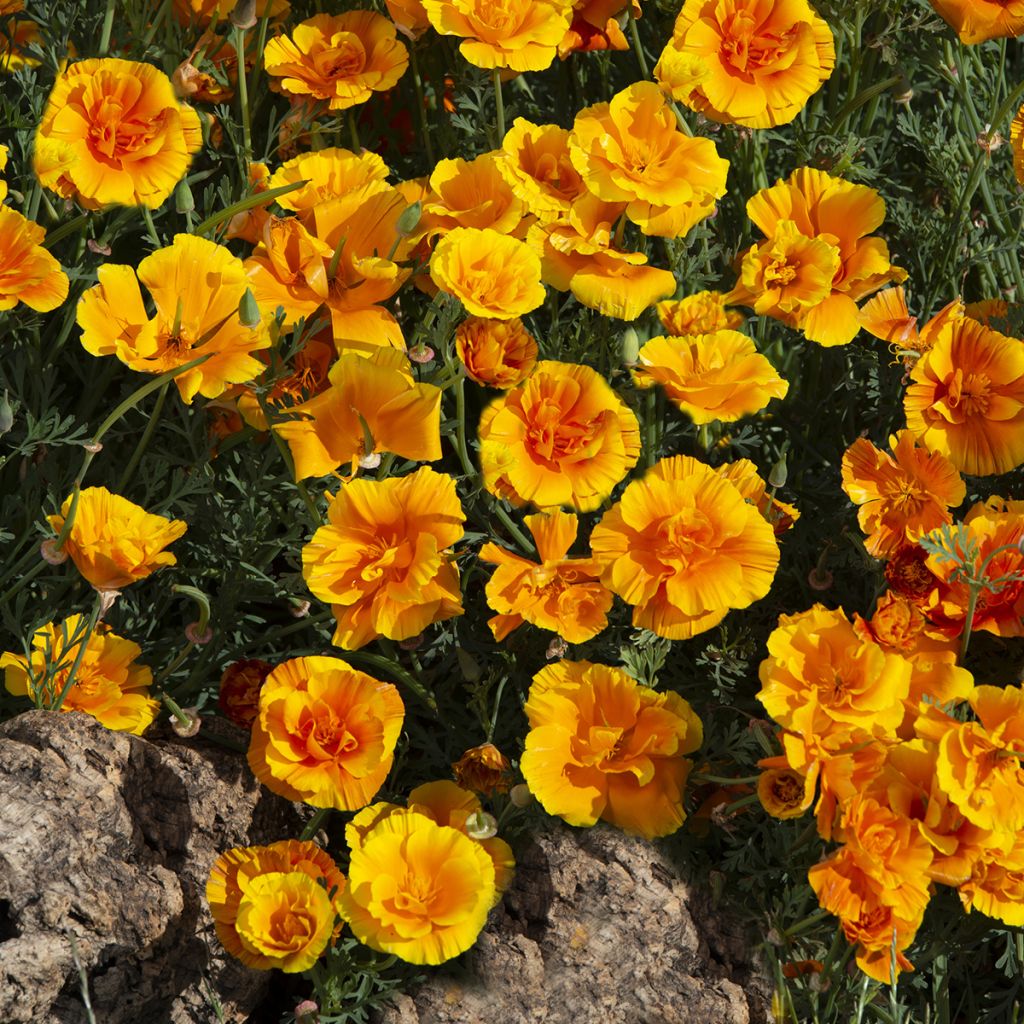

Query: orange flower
[[497, 118, 588, 221], [726, 168, 906, 347], [452, 743, 512, 795], [266, 146, 391, 217], [757, 766, 811, 820], [248, 655, 405, 809], [558, 0, 635, 56], [521, 659, 703, 839], [78, 234, 271, 403], [35, 58, 201, 209], [929, 0, 1024, 43], [858, 286, 965, 356], [757, 605, 912, 744], [656, 291, 744, 337], [339, 807, 496, 964], [1, 616, 158, 735], [456, 316, 538, 388], [423, 0, 574, 72], [479, 510, 614, 643], [386, 0, 431, 39], [903, 315, 1024, 476], [959, 835, 1024, 926], [841, 430, 966, 558], [656, 0, 834, 128], [478, 360, 641, 511], [430, 227, 545, 320], [206, 839, 345, 973], [915, 685, 1024, 833], [632, 330, 788, 424], [47, 487, 187, 591], [263, 12, 408, 111], [273, 349, 442, 480], [218, 659, 273, 729], [420, 153, 527, 241], [0, 205, 69, 313], [590, 455, 780, 639], [568, 82, 728, 238], [173, 0, 290, 27], [1, 16, 41, 72], [302, 468, 465, 649]]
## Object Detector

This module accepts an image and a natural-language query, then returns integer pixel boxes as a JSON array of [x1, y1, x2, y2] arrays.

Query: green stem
[[140, 206, 160, 247], [99, 0, 117, 54], [233, 25, 253, 165], [344, 649, 437, 713], [644, 388, 657, 468], [51, 595, 103, 713], [410, 43, 435, 167], [627, 5, 650, 80], [348, 108, 361, 152], [492, 68, 505, 140], [43, 214, 90, 250], [257, 393, 323, 526], [117, 382, 169, 492], [300, 807, 331, 842], [486, 675, 508, 743], [161, 693, 193, 727], [958, 541, 1023, 663], [191, 179, 309, 238]]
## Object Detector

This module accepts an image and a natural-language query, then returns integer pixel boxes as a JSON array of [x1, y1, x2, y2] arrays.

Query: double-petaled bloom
[[0, 205, 69, 313], [520, 659, 703, 839], [35, 58, 202, 209], [478, 360, 641, 511], [656, 0, 834, 128], [590, 455, 780, 639], [302, 468, 465, 649], [456, 316, 538, 388], [656, 291, 744, 337], [263, 12, 409, 111], [78, 234, 270, 402], [247, 655, 405, 810]]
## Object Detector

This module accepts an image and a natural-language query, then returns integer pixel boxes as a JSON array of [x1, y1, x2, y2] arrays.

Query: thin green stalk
[[410, 44, 435, 167], [486, 675, 508, 743], [492, 67, 505, 140], [348, 108, 361, 152], [116, 382, 169, 491], [300, 807, 331, 842], [345, 649, 438, 713], [51, 594, 103, 713], [627, 5, 650, 80], [192, 179, 308, 237], [644, 389, 657, 468], [233, 24, 253, 165], [99, 0, 117, 54], [256, 393, 323, 526], [43, 214, 90, 250], [140, 206, 160, 247]]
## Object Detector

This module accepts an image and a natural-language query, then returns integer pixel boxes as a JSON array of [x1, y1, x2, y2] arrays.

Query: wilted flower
[[34, 58, 202, 209], [453, 743, 512, 795], [218, 659, 272, 728], [521, 659, 703, 838], [47, 487, 187, 591], [1, 617, 158, 735]]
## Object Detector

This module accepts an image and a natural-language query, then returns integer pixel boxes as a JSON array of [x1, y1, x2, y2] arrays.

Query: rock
[[0, 709, 302, 1024], [376, 825, 772, 1024]]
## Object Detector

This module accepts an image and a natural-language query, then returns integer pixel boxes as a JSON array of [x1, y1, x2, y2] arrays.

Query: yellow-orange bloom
[[420, 153, 526, 240], [423, 0, 573, 72], [248, 655, 405, 809], [841, 430, 966, 558], [929, 0, 1024, 43], [273, 349, 442, 479], [960, 835, 1024, 926], [266, 146, 390, 217], [78, 234, 270, 403], [656, 291, 744, 337], [559, 0, 635, 56], [452, 743, 512, 795], [497, 118, 588, 221], [757, 605, 913, 743], [727, 168, 906, 347], [478, 360, 641, 511], [858, 286, 965, 357], [35, 58, 201, 209], [632, 330, 788, 424], [456, 316, 538, 388], [1, 617, 157, 735], [569, 82, 728, 238], [591, 455, 780, 639], [1, 16, 41, 73], [904, 315, 1024, 476], [339, 807, 497, 964], [206, 839, 345, 973], [479, 510, 613, 643], [173, 0, 290, 27], [430, 227, 545, 320], [1013, 104, 1024, 187], [915, 686, 1024, 833], [263, 12, 408, 111], [757, 766, 811, 820], [656, 0, 834, 128], [0, 205, 69, 313], [302, 468, 465, 649], [47, 487, 187, 591], [386, 0, 431, 39], [521, 659, 703, 839]]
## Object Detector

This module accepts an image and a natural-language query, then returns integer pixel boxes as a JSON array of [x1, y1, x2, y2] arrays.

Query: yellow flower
[[656, 291, 744, 337], [273, 349, 442, 480], [420, 152, 527, 240], [0, 16, 41, 72], [173, 0, 290, 26], [480, 510, 613, 643], [456, 316, 538, 389], [78, 234, 270, 403], [929, 0, 1024, 44], [657, 0, 834, 128], [0, 205, 69, 313], [386, 0, 431, 40], [35, 58, 201, 209], [632, 330, 788, 424], [430, 227, 545, 320], [339, 808, 497, 964], [248, 655, 405, 810], [521, 659, 703, 839], [1, 616, 158, 735], [423, 0, 574, 72], [568, 82, 728, 238], [959, 835, 1024, 926], [478, 360, 641, 511], [206, 839, 345, 973], [266, 146, 391, 216], [590, 456, 780, 639], [757, 765, 812, 820], [47, 487, 187, 591], [302, 468, 465, 649], [497, 119, 588, 221], [904, 315, 1024, 477], [1013, 104, 1024, 188], [263, 12, 409, 111]]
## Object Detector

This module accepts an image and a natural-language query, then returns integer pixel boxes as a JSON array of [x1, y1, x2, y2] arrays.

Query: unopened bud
[[40, 539, 68, 565], [456, 648, 481, 682], [464, 810, 498, 840], [621, 327, 640, 366], [768, 452, 787, 489], [238, 288, 262, 329], [509, 783, 533, 808], [175, 178, 195, 215], [230, 0, 258, 29], [185, 621, 213, 645], [0, 391, 12, 435], [170, 706, 202, 738], [395, 200, 422, 238]]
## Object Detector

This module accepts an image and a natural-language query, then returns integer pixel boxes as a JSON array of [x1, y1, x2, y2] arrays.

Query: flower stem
[[627, 5, 650, 80], [299, 807, 331, 842], [492, 67, 505, 140], [99, 0, 117, 55], [410, 43, 435, 167], [117, 380, 169, 492], [233, 24, 253, 165], [51, 594, 103, 713]]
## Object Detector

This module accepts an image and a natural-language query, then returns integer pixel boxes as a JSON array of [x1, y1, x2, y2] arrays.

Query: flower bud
[[395, 200, 422, 238], [0, 391, 12, 436], [238, 288, 262, 329], [464, 810, 498, 840], [456, 648, 482, 682], [621, 327, 640, 366], [509, 783, 533, 808], [767, 452, 787, 489], [175, 178, 195, 215], [230, 0, 258, 29]]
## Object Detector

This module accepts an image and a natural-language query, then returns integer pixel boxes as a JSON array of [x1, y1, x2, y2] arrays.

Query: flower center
[[318, 34, 366, 80], [945, 368, 992, 416]]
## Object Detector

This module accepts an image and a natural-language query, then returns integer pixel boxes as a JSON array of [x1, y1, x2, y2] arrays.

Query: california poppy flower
[[0, 205, 69, 313], [456, 316, 538, 388], [497, 118, 588, 221], [558, 0, 636, 56], [266, 146, 391, 216], [656, 291, 744, 337], [929, 0, 1024, 43]]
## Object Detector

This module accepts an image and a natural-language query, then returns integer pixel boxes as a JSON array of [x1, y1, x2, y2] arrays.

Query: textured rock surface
[[0, 710, 300, 1024], [376, 824, 771, 1024]]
